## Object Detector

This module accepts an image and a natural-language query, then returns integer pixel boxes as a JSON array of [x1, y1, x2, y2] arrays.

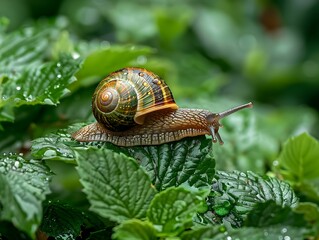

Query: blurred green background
[[1, 0, 319, 106], [1, 0, 319, 172]]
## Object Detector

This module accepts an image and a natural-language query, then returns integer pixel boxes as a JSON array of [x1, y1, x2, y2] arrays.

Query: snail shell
[[92, 68, 178, 131], [72, 67, 253, 146]]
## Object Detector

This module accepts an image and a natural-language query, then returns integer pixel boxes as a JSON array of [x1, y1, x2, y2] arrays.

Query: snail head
[[206, 102, 253, 144]]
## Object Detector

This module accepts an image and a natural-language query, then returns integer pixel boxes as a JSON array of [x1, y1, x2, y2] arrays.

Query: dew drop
[[57, 74, 62, 79], [43, 149, 57, 157], [72, 52, 80, 59], [281, 228, 287, 234], [44, 98, 54, 105], [27, 168, 35, 173], [2, 95, 8, 101], [14, 97, 21, 103], [54, 84, 60, 89], [284, 236, 291, 240], [16, 86, 21, 91], [25, 95, 34, 102], [57, 62, 61, 67], [14, 161, 22, 168], [0, 166, 6, 173], [136, 55, 147, 65]]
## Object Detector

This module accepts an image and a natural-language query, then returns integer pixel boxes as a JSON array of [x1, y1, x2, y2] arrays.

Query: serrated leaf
[[222, 225, 306, 240], [180, 226, 223, 240], [125, 136, 215, 191], [0, 27, 51, 76], [113, 219, 157, 240], [76, 148, 156, 223], [31, 128, 78, 163], [75, 45, 153, 84], [32, 125, 215, 191], [277, 132, 319, 182], [295, 202, 319, 223], [201, 171, 298, 227], [147, 186, 209, 235], [245, 201, 306, 227], [1, 54, 82, 108], [0, 153, 52, 238], [38, 201, 108, 240], [31, 123, 128, 163]]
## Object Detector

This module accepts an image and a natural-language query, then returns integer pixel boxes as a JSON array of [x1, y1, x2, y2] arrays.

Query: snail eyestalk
[[207, 102, 253, 144]]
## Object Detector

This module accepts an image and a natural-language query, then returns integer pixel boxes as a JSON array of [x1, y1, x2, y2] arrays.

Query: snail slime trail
[[72, 67, 253, 147]]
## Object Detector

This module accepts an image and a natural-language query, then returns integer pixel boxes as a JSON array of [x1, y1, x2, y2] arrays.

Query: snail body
[[72, 68, 253, 147]]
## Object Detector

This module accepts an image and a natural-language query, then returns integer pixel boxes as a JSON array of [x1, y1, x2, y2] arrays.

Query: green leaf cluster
[[1, 6, 319, 239], [0, 153, 52, 239]]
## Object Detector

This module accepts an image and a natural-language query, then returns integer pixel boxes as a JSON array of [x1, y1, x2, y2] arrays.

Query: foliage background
[[0, 0, 319, 239], [1, 0, 318, 170]]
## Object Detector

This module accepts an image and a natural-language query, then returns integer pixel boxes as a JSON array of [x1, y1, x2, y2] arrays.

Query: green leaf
[[76, 148, 157, 223], [0, 105, 14, 123], [201, 171, 298, 227], [245, 201, 306, 227], [1, 54, 82, 108], [125, 136, 215, 191], [295, 202, 319, 224], [75, 45, 153, 84], [277, 132, 319, 182], [32, 125, 215, 191], [0, 27, 51, 76], [147, 186, 209, 235], [113, 219, 157, 240], [222, 225, 306, 240], [39, 201, 108, 240], [180, 226, 224, 240], [0, 153, 52, 238], [31, 127, 79, 163]]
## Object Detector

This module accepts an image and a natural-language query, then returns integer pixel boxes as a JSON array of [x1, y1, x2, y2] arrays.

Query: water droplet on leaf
[[14, 161, 23, 168], [72, 52, 80, 59], [25, 95, 34, 102], [14, 97, 21, 103], [2, 95, 8, 101], [44, 98, 54, 105], [43, 149, 57, 158]]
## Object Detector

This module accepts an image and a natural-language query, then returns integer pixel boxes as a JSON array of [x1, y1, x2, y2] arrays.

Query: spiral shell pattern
[[92, 67, 178, 131]]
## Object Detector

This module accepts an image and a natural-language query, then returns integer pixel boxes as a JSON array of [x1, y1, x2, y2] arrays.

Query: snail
[[72, 67, 253, 147]]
